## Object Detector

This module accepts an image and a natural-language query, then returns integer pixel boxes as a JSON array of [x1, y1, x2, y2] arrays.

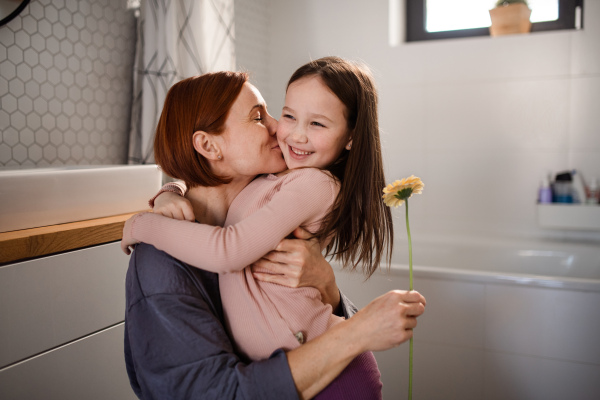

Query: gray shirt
[[124, 243, 355, 400]]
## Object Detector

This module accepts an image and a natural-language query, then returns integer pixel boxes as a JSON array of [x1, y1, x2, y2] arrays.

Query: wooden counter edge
[[0, 211, 147, 264]]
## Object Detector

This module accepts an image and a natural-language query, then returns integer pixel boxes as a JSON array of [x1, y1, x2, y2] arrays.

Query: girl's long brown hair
[[288, 57, 393, 278]]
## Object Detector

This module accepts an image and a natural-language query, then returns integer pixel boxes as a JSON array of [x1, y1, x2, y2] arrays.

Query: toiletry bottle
[[538, 177, 552, 204], [553, 171, 573, 203], [571, 170, 587, 204], [588, 178, 599, 205]]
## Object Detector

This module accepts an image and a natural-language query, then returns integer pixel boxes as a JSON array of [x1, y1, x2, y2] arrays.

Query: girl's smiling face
[[277, 76, 352, 170]]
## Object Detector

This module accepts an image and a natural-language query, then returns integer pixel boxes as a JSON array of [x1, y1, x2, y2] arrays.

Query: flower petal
[[382, 176, 424, 207]]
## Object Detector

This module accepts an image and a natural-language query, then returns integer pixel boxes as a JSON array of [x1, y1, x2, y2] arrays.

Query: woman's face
[[217, 82, 286, 178], [277, 76, 351, 170]]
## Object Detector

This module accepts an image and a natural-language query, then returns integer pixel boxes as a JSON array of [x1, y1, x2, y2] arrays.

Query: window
[[406, 0, 583, 42]]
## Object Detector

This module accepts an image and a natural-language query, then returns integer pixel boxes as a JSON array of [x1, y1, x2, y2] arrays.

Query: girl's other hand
[[153, 191, 195, 221], [250, 227, 340, 309]]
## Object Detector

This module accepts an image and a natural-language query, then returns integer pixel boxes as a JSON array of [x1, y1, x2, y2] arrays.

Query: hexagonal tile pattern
[[0, 0, 136, 167]]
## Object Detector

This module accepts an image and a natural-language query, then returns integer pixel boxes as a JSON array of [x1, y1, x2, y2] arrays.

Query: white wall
[[234, 0, 273, 101], [257, 0, 600, 243]]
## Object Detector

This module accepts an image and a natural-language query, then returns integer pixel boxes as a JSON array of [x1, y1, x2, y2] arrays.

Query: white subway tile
[[412, 278, 485, 348], [569, 76, 600, 151], [424, 79, 570, 151], [571, 1, 600, 75], [415, 342, 485, 400], [485, 285, 548, 355], [484, 351, 600, 400], [485, 284, 600, 364], [371, 331, 485, 399], [568, 151, 600, 183], [546, 289, 600, 364], [379, 84, 426, 151], [419, 31, 571, 84]]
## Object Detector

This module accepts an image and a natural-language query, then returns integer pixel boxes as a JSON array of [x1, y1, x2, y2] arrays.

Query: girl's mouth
[[289, 146, 313, 157]]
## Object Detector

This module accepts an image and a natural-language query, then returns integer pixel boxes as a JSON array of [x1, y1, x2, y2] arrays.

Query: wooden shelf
[[0, 211, 145, 264], [537, 204, 600, 231]]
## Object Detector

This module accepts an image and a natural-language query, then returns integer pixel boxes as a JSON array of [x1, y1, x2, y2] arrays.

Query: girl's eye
[[311, 121, 325, 128], [283, 114, 295, 120]]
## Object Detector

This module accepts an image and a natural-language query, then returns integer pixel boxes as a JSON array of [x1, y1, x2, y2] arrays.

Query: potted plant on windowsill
[[489, 0, 532, 36]]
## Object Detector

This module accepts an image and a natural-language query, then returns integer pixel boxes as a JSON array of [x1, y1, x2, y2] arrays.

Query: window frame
[[406, 0, 584, 42]]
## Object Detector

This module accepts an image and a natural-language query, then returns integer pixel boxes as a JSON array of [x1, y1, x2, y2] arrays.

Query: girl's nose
[[291, 127, 308, 144]]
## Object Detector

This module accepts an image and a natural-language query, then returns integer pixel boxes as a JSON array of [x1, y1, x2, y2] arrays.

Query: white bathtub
[[333, 235, 600, 400]]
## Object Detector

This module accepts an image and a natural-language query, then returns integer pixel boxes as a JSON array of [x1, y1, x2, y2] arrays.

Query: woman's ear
[[193, 131, 222, 160]]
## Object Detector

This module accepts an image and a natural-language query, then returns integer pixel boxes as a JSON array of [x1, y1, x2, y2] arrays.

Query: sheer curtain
[[127, 0, 235, 164]]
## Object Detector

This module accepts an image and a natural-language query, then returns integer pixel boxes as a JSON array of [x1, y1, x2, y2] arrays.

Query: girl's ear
[[345, 130, 354, 150], [193, 131, 222, 160], [345, 138, 353, 150]]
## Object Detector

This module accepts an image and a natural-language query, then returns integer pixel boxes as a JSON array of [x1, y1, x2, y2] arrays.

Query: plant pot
[[489, 3, 532, 36]]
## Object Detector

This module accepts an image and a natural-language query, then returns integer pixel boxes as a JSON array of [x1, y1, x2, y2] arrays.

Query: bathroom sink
[[0, 165, 162, 233]]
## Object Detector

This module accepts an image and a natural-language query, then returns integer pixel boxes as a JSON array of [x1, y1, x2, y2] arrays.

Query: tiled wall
[[1, 0, 273, 169], [0, 0, 136, 168], [266, 0, 600, 242]]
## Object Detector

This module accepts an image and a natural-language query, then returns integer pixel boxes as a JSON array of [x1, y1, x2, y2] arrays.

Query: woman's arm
[[288, 290, 427, 399], [123, 169, 338, 274]]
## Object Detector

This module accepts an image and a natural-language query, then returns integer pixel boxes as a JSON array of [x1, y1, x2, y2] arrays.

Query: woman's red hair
[[154, 71, 248, 188]]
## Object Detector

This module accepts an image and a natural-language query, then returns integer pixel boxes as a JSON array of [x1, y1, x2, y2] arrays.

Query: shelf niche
[[537, 204, 600, 231]]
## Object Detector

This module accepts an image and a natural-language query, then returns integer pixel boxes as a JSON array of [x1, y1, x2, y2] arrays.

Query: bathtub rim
[[372, 262, 600, 293]]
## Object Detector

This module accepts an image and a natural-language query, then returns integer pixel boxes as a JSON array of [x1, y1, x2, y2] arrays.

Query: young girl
[[122, 57, 393, 398]]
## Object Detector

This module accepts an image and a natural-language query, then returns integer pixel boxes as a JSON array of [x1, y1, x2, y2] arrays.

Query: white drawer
[[0, 323, 137, 400], [0, 242, 129, 367]]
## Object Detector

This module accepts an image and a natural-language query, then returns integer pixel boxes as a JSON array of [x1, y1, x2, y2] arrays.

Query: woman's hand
[[350, 290, 427, 352], [286, 289, 426, 400], [121, 213, 144, 255], [250, 227, 341, 310], [153, 191, 195, 221]]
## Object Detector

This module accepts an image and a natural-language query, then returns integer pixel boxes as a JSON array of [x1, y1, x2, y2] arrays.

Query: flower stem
[[405, 199, 413, 400], [409, 337, 413, 400], [406, 199, 413, 291]]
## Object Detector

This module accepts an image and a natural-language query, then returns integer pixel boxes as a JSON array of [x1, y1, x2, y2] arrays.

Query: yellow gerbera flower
[[382, 175, 424, 208]]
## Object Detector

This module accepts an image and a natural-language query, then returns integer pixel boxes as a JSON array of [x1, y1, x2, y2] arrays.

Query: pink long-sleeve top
[[130, 167, 343, 360]]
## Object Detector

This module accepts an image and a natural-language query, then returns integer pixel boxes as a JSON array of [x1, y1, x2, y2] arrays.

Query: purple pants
[[314, 351, 382, 400]]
